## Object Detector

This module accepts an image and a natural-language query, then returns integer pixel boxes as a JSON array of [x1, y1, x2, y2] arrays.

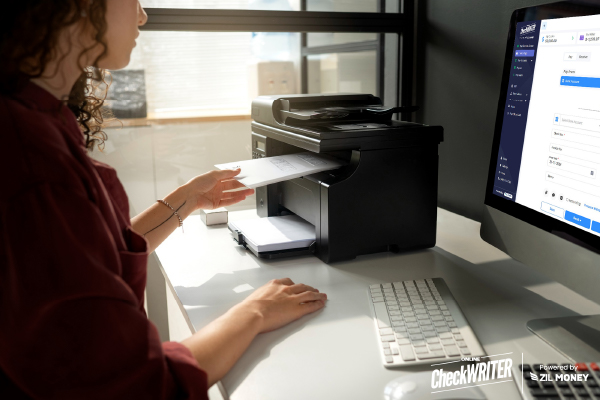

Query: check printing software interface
[[493, 14, 600, 237]]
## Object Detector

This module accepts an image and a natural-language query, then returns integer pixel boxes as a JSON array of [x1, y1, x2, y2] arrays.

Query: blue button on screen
[[565, 211, 591, 229], [592, 221, 600, 234]]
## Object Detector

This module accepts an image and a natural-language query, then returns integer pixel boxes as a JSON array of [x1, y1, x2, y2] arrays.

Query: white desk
[[154, 208, 600, 400]]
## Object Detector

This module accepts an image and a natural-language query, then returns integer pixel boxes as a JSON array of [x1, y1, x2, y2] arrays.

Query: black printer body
[[249, 94, 443, 263]]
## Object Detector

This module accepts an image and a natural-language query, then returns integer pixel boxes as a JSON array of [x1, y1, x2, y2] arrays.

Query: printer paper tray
[[228, 215, 316, 259]]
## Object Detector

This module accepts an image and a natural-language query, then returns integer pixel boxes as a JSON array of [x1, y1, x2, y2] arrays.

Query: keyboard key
[[439, 332, 452, 339], [370, 284, 381, 289], [410, 334, 424, 340], [429, 310, 441, 316], [434, 321, 446, 327], [399, 345, 415, 361], [373, 302, 391, 328], [448, 322, 457, 328], [405, 317, 417, 323], [379, 328, 394, 335], [417, 352, 441, 360], [414, 346, 429, 354], [403, 312, 415, 317], [525, 380, 539, 388], [388, 306, 400, 311], [406, 323, 419, 329], [442, 311, 451, 316], [389, 311, 401, 316], [407, 328, 421, 334], [429, 344, 442, 351], [444, 345, 461, 356], [381, 335, 395, 342], [529, 388, 559, 397], [397, 338, 410, 345], [576, 363, 588, 371], [392, 322, 405, 328], [425, 300, 437, 306], [415, 310, 428, 315], [427, 305, 439, 310], [426, 338, 439, 344], [422, 325, 435, 331], [413, 340, 427, 347], [436, 327, 450, 333], [441, 339, 455, 346], [445, 317, 454, 322], [385, 356, 393, 363], [413, 304, 425, 309], [440, 306, 448, 311], [382, 283, 392, 288], [454, 334, 463, 340], [574, 387, 590, 396], [401, 307, 412, 312], [590, 363, 600, 371], [559, 388, 573, 396], [460, 348, 471, 355], [520, 364, 532, 371], [384, 349, 391, 356], [390, 317, 402, 322], [431, 316, 444, 321], [451, 328, 460, 333], [373, 297, 384, 303], [391, 347, 399, 355], [419, 320, 432, 325], [456, 341, 467, 348], [382, 342, 390, 349], [417, 314, 430, 320], [395, 332, 408, 338], [423, 332, 437, 338], [399, 302, 411, 307], [386, 300, 399, 306]]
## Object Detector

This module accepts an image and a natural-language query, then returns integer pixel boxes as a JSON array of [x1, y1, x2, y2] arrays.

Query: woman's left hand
[[186, 169, 254, 211]]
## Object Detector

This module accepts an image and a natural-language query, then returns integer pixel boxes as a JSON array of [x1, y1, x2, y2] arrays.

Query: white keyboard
[[369, 277, 486, 367]]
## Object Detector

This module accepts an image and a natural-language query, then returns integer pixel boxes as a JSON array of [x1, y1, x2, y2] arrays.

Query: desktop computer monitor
[[481, 0, 600, 362]]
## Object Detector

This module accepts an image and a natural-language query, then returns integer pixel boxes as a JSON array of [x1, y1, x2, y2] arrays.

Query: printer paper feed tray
[[228, 215, 315, 253], [215, 152, 345, 189]]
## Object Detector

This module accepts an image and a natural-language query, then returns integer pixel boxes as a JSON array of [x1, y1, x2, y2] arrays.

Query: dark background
[[416, 0, 549, 222]]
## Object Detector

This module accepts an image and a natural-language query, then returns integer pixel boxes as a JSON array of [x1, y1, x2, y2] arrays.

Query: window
[[95, 1, 412, 215]]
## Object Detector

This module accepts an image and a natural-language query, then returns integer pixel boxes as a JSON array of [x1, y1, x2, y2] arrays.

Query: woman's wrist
[[162, 183, 196, 220], [229, 302, 264, 336]]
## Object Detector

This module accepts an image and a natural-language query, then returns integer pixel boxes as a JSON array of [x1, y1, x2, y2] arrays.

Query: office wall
[[416, 0, 549, 222]]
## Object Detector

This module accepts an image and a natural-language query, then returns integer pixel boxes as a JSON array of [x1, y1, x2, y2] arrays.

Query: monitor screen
[[486, 1, 600, 249]]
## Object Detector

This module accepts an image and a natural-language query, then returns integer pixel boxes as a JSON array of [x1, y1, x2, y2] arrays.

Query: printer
[[240, 93, 443, 263]]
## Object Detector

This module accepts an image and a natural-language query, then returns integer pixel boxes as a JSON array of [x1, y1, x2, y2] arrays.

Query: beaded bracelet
[[157, 199, 184, 233]]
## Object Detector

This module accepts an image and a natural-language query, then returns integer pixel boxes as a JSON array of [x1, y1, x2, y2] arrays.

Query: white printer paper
[[215, 152, 345, 189], [228, 215, 315, 253]]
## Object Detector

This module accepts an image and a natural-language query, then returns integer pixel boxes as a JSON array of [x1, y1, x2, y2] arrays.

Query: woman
[[0, 1, 327, 398]]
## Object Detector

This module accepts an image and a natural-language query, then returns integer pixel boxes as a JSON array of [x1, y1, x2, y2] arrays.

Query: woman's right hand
[[237, 278, 327, 333]]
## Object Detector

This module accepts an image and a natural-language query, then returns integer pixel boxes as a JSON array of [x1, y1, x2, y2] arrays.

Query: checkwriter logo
[[520, 23, 537, 36]]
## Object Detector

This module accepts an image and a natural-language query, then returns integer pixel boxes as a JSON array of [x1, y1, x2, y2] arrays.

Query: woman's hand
[[185, 169, 254, 211], [236, 278, 327, 333]]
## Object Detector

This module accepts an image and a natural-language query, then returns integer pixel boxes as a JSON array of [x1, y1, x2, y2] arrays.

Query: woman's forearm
[[181, 304, 263, 386], [131, 184, 196, 253]]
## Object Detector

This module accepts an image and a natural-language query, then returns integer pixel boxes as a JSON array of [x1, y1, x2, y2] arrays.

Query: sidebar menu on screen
[[493, 20, 542, 202]]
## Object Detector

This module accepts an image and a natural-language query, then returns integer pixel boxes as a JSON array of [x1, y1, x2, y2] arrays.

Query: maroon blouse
[[0, 83, 208, 399]]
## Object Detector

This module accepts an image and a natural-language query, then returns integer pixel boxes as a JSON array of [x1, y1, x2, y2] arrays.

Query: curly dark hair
[[0, 1, 111, 150]]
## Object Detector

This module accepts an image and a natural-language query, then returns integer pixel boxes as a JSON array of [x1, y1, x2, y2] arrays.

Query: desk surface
[[155, 208, 600, 400]]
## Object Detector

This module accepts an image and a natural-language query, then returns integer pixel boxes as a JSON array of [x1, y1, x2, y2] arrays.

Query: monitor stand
[[527, 315, 600, 362]]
